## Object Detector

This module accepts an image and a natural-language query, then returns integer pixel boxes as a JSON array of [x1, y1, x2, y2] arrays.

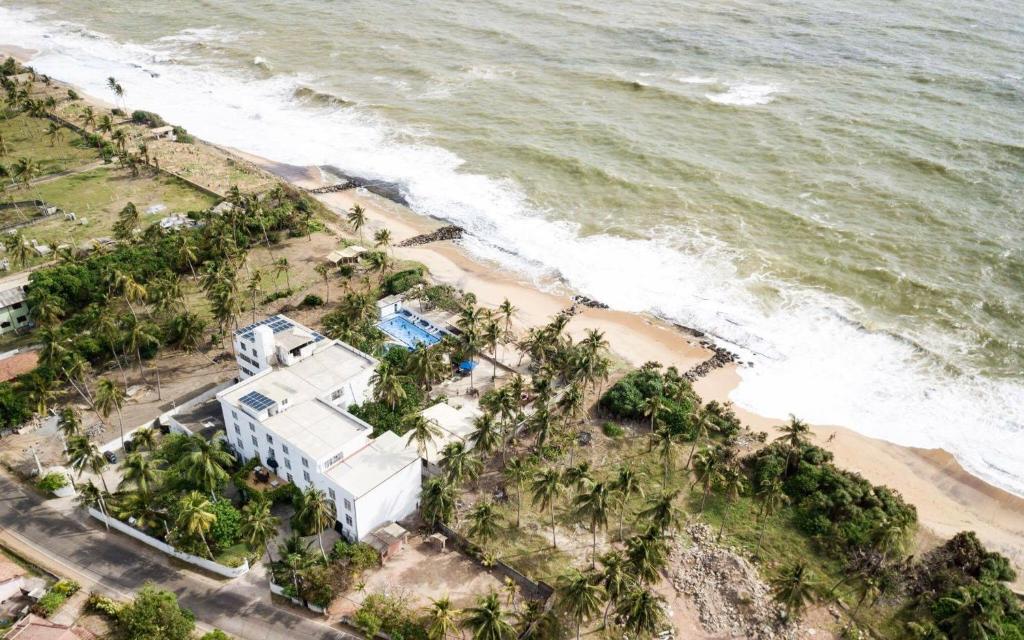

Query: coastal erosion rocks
[[309, 167, 410, 207], [397, 225, 464, 247], [669, 523, 796, 640], [683, 340, 739, 381]]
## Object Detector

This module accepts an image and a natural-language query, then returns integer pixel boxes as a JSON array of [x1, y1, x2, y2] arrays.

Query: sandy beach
[[277, 166, 1024, 589], [7, 46, 1023, 589]]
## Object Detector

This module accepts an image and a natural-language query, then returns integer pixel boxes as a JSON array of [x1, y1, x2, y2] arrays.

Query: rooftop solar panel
[[239, 390, 275, 411]]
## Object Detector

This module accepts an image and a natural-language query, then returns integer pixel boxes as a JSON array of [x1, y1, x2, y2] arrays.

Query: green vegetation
[[269, 533, 379, 608], [117, 584, 196, 640], [31, 579, 79, 617], [35, 471, 68, 493]]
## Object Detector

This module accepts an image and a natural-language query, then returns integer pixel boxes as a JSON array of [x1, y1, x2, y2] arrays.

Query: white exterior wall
[[350, 460, 421, 541], [234, 327, 273, 379], [222, 399, 322, 488], [0, 577, 24, 602]]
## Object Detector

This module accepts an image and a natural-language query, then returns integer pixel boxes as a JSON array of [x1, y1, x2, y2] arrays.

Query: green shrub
[[354, 594, 427, 640], [207, 500, 242, 551], [382, 267, 425, 296], [301, 294, 323, 308], [332, 540, 380, 573], [32, 581, 78, 617], [261, 289, 292, 304], [131, 110, 167, 127], [601, 422, 625, 438], [200, 631, 232, 640], [86, 592, 123, 617], [37, 472, 69, 493], [67, 89, 79, 100], [172, 126, 194, 144]]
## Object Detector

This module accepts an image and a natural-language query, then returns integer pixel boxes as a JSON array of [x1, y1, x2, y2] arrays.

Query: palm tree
[[246, 270, 263, 323], [503, 457, 532, 528], [637, 491, 681, 535], [175, 235, 198, 280], [57, 408, 81, 441], [425, 596, 460, 640], [12, 157, 39, 190], [407, 342, 445, 391], [692, 446, 724, 513], [684, 404, 715, 470], [45, 121, 64, 146], [615, 587, 665, 638], [4, 230, 29, 269], [651, 427, 679, 489], [770, 561, 817, 620], [755, 477, 788, 557], [176, 491, 216, 559], [97, 113, 114, 136], [483, 319, 501, 381], [716, 466, 748, 540], [421, 476, 457, 526], [75, 480, 110, 530], [936, 586, 1000, 640], [182, 434, 233, 498], [273, 257, 291, 292], [573, 481, 612, 568], [404, 414, 443, 460], [468, 413, 501, 459], [347, 204, 367, 244], [530, 467, 563, 548], [119, 452, 160, 494], [130, 426, 157, 451], [555, 570, 605, 640], [80, 105, 96, 130], [467, 499, 501, 544], [374, 227, 392, 254], [597, 551, 631, 628], [641, 395, 665, 435], [461, 592, 515, 640], [95, 377, 127, 445], [66, 436, 111, 494], [240, 497, 281, 562], [498, 299, 516, 336], [440, 441, 482, 487], [610, 465, 644, 541], [171, 311, 206, 352], [776, 415, 813, 474], [296, 486, 336, 561], [314, 262, 333, 303], [370, 362, 407, 410]]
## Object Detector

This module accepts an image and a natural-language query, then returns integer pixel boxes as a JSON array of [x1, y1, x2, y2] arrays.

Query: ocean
[[2, 0, 1022, 494]]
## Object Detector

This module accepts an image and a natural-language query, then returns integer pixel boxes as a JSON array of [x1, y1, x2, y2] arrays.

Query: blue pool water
[[377, 315, 442, 349]]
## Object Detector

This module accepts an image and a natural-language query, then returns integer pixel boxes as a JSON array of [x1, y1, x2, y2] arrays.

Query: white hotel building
[[216, 315, 421, 541]]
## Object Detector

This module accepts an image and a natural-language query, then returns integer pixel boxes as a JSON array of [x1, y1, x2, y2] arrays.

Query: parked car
[[103, 450, 117, 464]]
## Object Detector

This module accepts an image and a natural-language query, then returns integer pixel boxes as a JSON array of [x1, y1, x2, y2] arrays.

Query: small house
[[150, 125, 175, 141], [326, 245, 367, 266]]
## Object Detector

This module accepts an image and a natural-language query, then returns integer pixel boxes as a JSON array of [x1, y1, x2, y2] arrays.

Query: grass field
[[22, 166, 216, 248], [0, 111, 98, 176]]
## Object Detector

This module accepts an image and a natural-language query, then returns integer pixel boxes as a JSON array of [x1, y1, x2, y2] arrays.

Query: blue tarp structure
[[458, 360, 477, 372]]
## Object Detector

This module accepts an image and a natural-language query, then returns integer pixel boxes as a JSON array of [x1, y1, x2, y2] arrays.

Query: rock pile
[[683, 340, 739, 381], [311, 167, 410, 206], [397, 225, 464, 247], [307, 183, 349, 194], [572, 295, 609, 309], [668, 524, 795, 640]]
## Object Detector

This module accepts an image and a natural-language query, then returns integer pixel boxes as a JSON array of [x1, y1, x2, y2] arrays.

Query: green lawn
[[20, 166, 216, 250], [0, 111, 98, 177]]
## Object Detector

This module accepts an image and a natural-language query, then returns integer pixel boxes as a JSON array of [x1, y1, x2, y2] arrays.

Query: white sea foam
[[678, 75, 718, 84], [3, 6, 1022, 496], [706, 82, 782, 106]]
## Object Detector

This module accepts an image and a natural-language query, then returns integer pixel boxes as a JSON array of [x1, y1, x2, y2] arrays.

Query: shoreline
[[6, 48, 1023, 587], [256, 157, 1024, 588]]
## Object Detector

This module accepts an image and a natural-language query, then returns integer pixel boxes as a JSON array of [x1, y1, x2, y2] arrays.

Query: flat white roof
[[0, 272, 29, 308], [262, 398, 368, 457], [325, 431, 419, 498], [418, 401, 483, 464]]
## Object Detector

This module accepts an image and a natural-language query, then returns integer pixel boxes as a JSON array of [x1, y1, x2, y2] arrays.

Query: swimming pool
[[377, 314, 442, 349]]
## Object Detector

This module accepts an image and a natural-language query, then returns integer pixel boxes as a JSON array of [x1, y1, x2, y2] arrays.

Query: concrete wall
[[351, 459, 421, 541], [87, 508, 249, 579], [0, 577, 24, 602]]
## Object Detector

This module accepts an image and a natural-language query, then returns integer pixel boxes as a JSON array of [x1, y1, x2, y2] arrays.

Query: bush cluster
[[382, 267, 424, 296], [36, 471, 69, 493], [353, 594, 426, 640], [32, 579, 79, 617], [131, 109, 167, 127], [750, 441, 916, 553]]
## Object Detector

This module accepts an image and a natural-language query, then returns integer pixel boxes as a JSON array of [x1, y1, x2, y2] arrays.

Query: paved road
[[0, 473, 351, 640]]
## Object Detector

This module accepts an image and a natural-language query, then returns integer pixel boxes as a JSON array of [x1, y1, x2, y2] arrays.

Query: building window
[[0, 322, 9, 329], [287, 473, 294, 483], [12, 302, 22, 309], [284, 458, 291, 469], [249, 422, 255, 432], [237, 438, 244, 450], [301, 457, 309, 468], [231, 410, 238, 419], [15, 316, 26, 323], [345, 515, 352, 526], [344, 499, 351, 511], [328, 488, 335, 499], [234, 423, 240, 434], [251, 435, 258, 447], [303, 471, 311, 482], [282, 444, 289, 455], [266, 434, 273, 444]]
